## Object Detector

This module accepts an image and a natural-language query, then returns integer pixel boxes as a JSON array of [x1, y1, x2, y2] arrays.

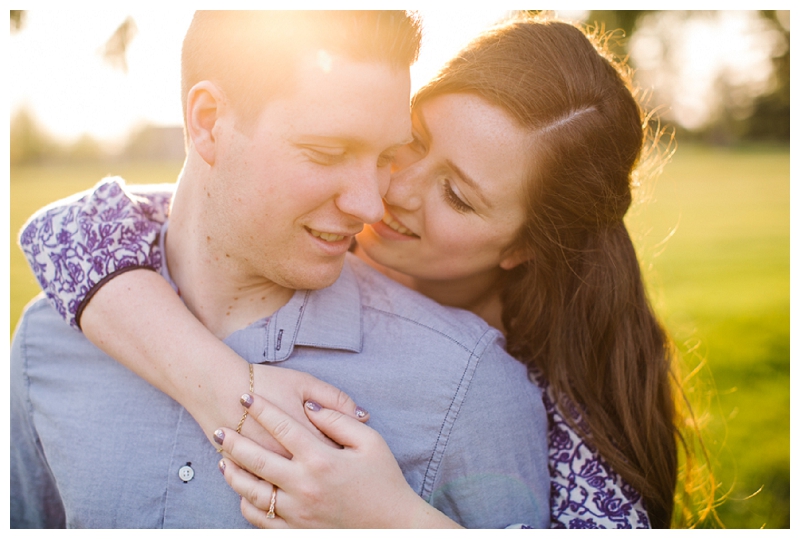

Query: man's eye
[[305, 148, 345, 165]]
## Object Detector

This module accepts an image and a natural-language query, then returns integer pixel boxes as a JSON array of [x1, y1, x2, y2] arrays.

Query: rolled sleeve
[[17, 177, 172, 329]]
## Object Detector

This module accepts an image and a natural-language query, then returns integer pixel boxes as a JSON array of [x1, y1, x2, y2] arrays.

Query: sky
[[9, 8, 524, 149], [8, 8, 789, 147]]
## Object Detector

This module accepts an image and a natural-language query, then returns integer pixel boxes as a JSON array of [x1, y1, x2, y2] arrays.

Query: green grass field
[[9, 145, 790, 528]]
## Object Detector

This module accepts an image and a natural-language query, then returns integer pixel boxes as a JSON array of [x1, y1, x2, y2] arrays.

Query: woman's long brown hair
[[414, 16, 709, 527]]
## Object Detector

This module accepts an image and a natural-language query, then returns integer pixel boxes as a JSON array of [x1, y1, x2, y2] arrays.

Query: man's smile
[[307, 228, 346, 242]]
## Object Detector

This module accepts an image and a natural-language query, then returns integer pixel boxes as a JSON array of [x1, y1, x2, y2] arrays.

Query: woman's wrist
[[404, 493, 462, 529]]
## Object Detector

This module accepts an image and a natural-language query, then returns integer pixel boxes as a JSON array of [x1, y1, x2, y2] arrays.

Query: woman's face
[[357, 93, 532, 284]]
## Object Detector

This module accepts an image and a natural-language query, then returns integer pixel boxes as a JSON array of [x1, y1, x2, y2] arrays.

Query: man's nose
[[336, 163, 388, 224]]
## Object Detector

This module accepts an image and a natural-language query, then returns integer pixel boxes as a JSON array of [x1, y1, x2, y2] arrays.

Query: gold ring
[[266, 484, 277, 519]]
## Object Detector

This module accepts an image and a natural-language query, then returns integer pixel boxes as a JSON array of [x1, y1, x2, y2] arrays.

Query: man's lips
[[307, 227, 347, 242], [305, 226, 361, 243]]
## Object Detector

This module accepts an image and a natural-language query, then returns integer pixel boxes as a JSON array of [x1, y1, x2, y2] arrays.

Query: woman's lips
[[369, 211, 419, 242], [380, 211, 418, 238]]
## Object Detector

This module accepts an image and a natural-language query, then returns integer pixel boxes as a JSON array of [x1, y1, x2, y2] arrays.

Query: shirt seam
[[362, 305, 488, 354], [160, 408, 186, 528], [419, 326, 497, 499], [16, 303, 67, 526]]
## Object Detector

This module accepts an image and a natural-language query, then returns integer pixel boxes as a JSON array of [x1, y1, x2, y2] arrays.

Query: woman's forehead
[[414, 93, 533, 200]]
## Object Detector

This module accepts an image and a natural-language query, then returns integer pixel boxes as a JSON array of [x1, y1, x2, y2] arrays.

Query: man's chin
[[284, 257, 346, 291]]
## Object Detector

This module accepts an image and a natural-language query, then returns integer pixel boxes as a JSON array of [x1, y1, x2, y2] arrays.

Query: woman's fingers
[[303, 400, 378, 449], [298, 374, 370, 423], [219, 458, 289, 529], [240, 496, 290, 529], [220, 458, 290, 529], [215, 422, 293, 487], [219, 457, 275, 510], [233, 393, 324, 461]]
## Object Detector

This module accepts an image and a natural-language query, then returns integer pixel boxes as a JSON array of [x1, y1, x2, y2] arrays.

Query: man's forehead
[[264, 52, 412, 147]]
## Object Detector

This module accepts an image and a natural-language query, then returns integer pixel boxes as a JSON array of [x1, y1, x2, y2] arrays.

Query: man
[[11, 11, 549, 528]]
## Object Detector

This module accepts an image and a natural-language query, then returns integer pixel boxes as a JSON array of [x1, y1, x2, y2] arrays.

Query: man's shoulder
[[12, 293, 97, 360], [13, 294, 95, 352], [16, 294, 76, 331], [345, 254, 503, 349]]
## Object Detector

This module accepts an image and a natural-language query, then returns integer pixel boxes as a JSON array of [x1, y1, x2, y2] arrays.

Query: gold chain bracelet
[[236, 363, 255, 434], [217, 363, 254, 453]]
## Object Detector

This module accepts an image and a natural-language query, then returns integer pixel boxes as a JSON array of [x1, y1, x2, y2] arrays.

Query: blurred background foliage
[[9, 10, 790, 529]]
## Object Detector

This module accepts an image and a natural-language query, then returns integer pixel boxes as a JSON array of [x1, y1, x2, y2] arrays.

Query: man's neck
[[165, 168, 294, 340]]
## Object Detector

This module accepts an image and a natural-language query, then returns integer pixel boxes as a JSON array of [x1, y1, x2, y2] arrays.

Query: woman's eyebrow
[[446, 159, 492, 209], [416, 107, 492, 208]]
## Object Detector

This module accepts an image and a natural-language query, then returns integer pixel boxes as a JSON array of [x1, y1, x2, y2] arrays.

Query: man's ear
[[186, 81, 227, 167], [499, 246, 531, 271]]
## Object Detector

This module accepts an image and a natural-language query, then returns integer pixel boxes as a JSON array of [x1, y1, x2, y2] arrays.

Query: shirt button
[[178, 464, 195, 483]]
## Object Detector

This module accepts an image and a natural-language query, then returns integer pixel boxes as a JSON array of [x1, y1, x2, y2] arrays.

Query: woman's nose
[[385, 160, 426, 211]]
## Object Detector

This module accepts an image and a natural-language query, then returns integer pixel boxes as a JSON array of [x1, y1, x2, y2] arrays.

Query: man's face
[[204, 53, 411, 291]]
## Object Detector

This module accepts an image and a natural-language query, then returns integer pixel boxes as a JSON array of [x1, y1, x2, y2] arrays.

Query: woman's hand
[[81, 269, 368, 458], [244, 365, 369, 456], [216, 393, 461, 529]]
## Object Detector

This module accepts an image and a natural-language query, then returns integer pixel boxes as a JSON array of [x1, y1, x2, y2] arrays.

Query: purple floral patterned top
[[17, 177, 650, 529], [18, 177, 172, 329], [531, 371, 650, 528]]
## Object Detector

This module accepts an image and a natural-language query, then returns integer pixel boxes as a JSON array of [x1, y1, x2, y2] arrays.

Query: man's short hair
[[181, 10, 422, 126]]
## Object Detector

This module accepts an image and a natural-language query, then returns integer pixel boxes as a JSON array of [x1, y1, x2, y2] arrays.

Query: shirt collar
[[158, 222, 363, 363], [265, 258, 363, 362]]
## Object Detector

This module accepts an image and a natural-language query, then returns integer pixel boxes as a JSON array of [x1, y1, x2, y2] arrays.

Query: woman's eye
[[442, 179, 473, 213], [305, 148, 345, 165]]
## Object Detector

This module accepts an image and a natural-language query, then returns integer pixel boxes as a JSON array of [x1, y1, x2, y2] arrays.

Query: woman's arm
[[18, 177, 172, 329], [217, 393, 461, 529], [19, 178, 368, 452], [82, 270, 367, 453]]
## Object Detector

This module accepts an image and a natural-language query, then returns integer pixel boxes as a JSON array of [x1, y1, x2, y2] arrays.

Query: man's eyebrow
[[416, 108, 492, 209], [295, 135, 413, 150]]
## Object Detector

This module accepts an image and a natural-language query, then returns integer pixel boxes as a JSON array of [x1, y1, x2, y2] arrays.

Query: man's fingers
[[304, 401, 377, 449]]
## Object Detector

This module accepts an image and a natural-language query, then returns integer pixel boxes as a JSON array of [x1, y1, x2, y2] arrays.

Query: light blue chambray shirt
[[11, 226, 550, 529]]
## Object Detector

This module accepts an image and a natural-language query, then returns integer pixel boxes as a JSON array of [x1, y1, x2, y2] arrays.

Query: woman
[[20, 16, 698, 528]]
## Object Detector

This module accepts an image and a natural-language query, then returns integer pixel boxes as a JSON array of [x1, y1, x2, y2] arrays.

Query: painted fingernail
[[240, 394, 254, 408], [213, 428, 225, 445], [355, 406, 368, 419], [218, 459, 226, 474], [305, 400, 321, 412]]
